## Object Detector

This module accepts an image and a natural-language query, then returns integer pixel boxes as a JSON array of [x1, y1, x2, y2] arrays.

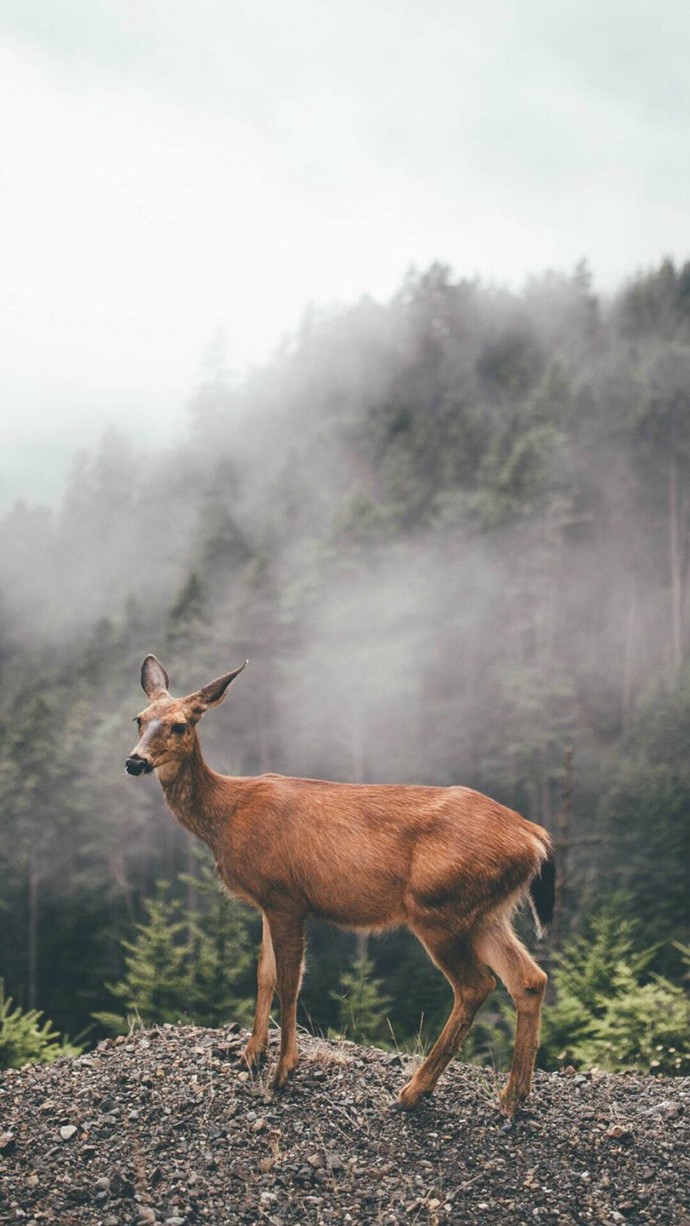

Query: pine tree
[[331, 952, 392, 1045], [95, 871, 255, 1034], [540, 899, 690, 1074]]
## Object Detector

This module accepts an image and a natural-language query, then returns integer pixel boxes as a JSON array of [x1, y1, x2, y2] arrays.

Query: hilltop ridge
[[1, 1025, 689, 1224]]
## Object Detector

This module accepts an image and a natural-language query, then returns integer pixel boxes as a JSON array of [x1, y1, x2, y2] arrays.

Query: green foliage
[[541, 900, 690, 1075], [95, 869, 255, 1034], [331, 952, 392, 1045], [0, 980, 82, 1069]]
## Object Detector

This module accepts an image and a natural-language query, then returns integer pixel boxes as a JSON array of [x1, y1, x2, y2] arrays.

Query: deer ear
[[141, 655, 170, 699], [193, 660, 248, 712]]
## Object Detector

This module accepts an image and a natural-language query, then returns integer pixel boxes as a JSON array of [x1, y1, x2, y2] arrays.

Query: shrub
[[540, 900, 690, 1074], [0, 980, 82, 1069]]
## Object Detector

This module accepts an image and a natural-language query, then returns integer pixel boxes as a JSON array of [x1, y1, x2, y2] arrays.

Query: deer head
[[125, 654, 247, 779]]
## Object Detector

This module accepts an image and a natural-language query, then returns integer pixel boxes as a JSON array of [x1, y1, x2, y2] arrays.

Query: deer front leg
[[266, 911, 306, 1090], [241, 913, 276, 1070]]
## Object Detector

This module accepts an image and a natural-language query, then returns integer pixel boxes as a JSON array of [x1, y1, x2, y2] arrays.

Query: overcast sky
[[2, 0, 689, 510]]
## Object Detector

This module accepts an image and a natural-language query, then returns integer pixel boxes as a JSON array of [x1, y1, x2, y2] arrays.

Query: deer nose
[[125, 755, 153, 776]]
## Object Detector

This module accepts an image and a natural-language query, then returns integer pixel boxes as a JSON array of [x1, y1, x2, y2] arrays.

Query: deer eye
[[133, 717, 142, 729], [171, 723, 187, 736]]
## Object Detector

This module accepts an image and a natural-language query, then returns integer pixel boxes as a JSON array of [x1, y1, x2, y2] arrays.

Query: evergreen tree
[[95, 871, 255, 1033], [0, 980, 83, 1069], [540, 899, 690, 1075], [331, 953, 392, 1045]]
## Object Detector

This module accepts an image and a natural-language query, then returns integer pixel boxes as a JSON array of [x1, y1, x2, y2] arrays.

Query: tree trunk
[[552, 748, 573, 949], [27, 854, 38, 1010], [621, 580, 637, 727], [669, 448, 683, 670]]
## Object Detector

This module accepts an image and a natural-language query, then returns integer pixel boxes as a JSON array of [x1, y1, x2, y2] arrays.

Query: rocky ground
[[1, 1025, 688, 1225]]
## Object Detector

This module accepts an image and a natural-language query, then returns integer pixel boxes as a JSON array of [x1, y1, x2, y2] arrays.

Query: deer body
[[127, 656, 554, 1115]]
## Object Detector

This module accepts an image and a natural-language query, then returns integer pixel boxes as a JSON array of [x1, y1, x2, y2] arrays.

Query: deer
[[125, 655, 555, 1116]]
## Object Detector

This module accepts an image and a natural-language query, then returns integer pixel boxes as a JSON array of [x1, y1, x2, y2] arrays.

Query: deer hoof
[[499, 1086, 525, 1117], [239, 1042, 267, 1071], [271, 1060, 298, 1091], [396, 1080, 428, 1111]]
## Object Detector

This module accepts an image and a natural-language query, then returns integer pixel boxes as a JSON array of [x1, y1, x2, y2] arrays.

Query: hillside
[[1, 1026, 688, 1225]]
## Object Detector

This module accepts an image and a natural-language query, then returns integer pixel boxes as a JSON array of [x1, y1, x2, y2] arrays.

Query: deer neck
[[158, 737, 230, 848]]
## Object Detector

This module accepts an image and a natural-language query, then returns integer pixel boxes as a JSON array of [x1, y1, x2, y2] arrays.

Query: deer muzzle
[[125, 754, 154, 776]]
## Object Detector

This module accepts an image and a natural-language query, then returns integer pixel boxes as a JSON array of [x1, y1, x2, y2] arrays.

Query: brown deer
[[125, 655, 555, 1115]]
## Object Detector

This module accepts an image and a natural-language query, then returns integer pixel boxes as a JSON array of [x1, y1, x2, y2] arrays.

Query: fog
[[2, 253, 690, 1043], [3, 1, 690, 511]]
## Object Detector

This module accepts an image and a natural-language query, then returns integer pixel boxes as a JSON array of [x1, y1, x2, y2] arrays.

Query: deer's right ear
[[141, 655, 170, 699]]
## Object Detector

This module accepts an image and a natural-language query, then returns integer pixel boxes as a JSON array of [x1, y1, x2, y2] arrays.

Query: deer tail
[[528, 844, 556, 938]]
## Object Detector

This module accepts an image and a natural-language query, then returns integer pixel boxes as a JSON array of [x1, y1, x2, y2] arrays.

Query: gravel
[[1, 1024, 689, 1224]]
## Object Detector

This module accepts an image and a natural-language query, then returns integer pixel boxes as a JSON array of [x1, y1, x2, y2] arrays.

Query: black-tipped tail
[[529, 848, 556, 937]]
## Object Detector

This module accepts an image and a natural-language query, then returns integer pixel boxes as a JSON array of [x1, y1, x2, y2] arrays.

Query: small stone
[[0, 1131, 16, 1153], [59, 1125, 78, 1141], [643, 1099, 682, 1119], [606, 1124, 633, 1141]]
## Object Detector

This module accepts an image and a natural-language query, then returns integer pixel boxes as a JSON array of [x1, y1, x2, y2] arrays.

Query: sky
[[2, 0, 690, 510]]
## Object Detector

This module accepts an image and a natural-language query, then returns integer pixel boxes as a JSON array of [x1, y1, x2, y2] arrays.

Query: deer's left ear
[[191, 660, 248, 714], [141, 655, 170, 699]]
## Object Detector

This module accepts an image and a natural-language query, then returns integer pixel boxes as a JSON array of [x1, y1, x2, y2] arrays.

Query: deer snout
[[125, 754, 153, 776]]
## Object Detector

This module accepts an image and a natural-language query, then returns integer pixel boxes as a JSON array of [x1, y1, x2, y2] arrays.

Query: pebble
[[605, 1124, 633, 1141], [642, 1099, 682, 1119], [59, 1125, 78, 1141]]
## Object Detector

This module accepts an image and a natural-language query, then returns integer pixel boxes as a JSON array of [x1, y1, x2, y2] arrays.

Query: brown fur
[[126, 656, 552, 1114]]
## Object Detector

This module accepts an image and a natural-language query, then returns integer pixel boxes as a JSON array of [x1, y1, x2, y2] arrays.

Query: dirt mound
[[1, 1025, 689, 1224]]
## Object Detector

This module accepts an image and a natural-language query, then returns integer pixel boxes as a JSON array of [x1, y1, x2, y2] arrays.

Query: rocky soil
[[1, 1025, 689, 1225]]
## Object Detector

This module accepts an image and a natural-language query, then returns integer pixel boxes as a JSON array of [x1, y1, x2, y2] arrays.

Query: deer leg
[[266, 911, 306, 1090], [398, 926, 496, 1110], [241, 913, 277, 1070], [474, 922, 547, 1116]]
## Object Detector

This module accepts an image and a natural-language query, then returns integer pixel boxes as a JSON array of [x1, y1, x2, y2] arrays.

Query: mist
[[1, 256, 690, 1050], [4, 0, 690, 522]]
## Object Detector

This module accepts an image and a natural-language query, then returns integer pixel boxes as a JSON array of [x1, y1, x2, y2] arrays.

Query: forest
[[0, 257, 689, 1074]]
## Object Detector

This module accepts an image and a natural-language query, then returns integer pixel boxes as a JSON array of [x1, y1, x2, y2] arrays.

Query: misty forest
[[1, 258, 690, 1075]]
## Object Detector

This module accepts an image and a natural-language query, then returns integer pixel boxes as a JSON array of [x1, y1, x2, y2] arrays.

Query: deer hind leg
[[265, 910, 306, 1090], [398, 924, 496, 1110], [242, 914, 277, 1070], [474, 921, 547, 1116]]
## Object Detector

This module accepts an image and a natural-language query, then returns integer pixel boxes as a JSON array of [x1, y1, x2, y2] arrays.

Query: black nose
[[125, 756, 153, 776]]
